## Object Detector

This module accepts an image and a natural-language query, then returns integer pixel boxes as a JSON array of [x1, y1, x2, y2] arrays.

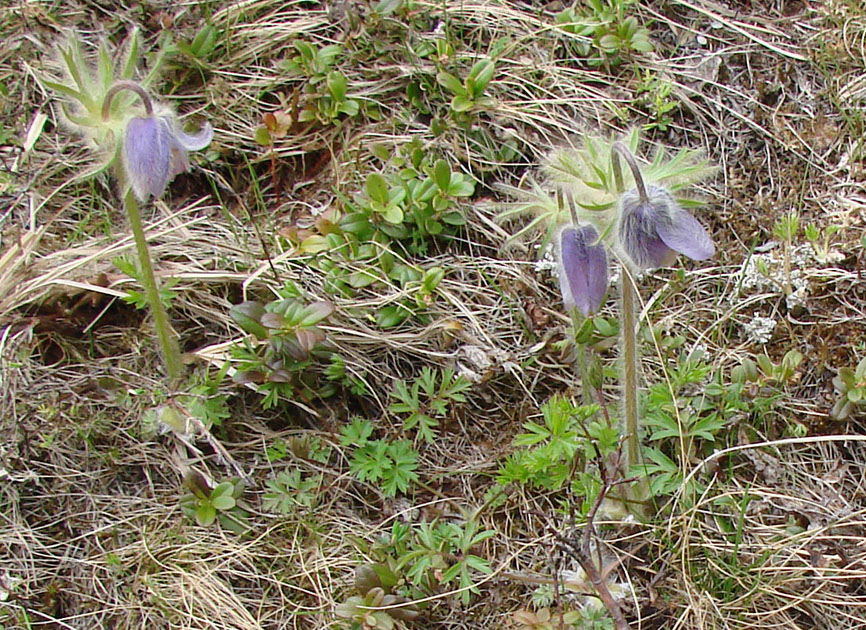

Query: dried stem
[[553, 444, 632, 630]]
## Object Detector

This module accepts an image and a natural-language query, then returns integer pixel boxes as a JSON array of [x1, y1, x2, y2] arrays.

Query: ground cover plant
[[4, 1, 866, 629]]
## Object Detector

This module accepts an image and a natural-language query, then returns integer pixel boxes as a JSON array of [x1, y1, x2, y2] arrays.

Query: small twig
[[557, 440, 633, 630], [556, 535, 630, 630], [552, 558, 564, 630]]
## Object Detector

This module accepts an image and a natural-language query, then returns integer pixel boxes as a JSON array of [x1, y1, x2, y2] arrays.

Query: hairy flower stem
[[612, 142, 648, 499], [611, 142, 648, 203], [569, 309, 593, 407], [102, 80, 153, 119], [124, 189, 183, 383], [620, 270, 640, 473]]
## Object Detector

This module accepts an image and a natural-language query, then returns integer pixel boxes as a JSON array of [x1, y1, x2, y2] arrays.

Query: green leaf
[[381, 440, 418, 496], [366, 173, 389, 205], [377, 304, 411, 328], [211, 493, 236, 511], [348, 269, 380, 288], [423, 267, 445, 292], [446, 178, 474, 197], [468, 59, 495, 97], [327, 71, 347, 101], [856, 357, 866, 381], [338, 99, 361, 117], [382, 204, 404, 224], [424, 218, 444, 235], [196, 503, 216, 526], [433, 159, 451, 193], [41, 80, 85, 104], [837, 367, 857, 389], [341, 417, 375, 446], [450, 94, 474, 112], [374, 0, 402, 15], [756, 355, 774, 377], [598, 34, 620, 53], [120, 29, 142, 80], [254, 126, 272, 146], [465, 554, 493, 573], [297, 301, 335, 327], [439, 562, 462, 584], [441, 211, 466, 226], [294, 40, 315, 64], [300, 235, 331, 253], [260, 312, 287, 329], [340, 212, 373, 236], [230, 301, 269, 339], [630, 35, 654, 53], [436, 71, 465, 96], [350, 441, 391, 482], [59, 44, 88, 95]]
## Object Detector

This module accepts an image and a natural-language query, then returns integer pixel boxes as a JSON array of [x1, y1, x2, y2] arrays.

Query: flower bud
[[556, 224, 609, 317]]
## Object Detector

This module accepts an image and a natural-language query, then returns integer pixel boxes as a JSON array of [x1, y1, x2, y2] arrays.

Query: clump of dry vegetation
[[3, 1, 866, 629]]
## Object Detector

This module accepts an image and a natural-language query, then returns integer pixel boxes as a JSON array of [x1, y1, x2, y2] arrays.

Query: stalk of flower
[[99, 82, 211, 383], [610, 142, 715, 498]]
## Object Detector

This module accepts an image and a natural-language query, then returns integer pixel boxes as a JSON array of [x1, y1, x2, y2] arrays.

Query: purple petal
[[657, 208, 715, 261], [618, 185, 712, 268], [171, 120, 213, 152], [168, 119, 213, 177], [557, 225, 609, 316], [124, 117, 171, 201]]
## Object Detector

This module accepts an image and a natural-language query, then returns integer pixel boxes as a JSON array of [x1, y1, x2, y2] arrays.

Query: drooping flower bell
[[93, 81, 213, 201], [555, 223, 609, 317], [612, 143, 714, 270], [123, 113, 213, 201], [618, 184, 714, 270]]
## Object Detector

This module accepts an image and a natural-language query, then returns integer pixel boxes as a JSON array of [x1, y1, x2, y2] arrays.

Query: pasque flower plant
[[43, 31, 213, 383], [541, 134, 715, 510]]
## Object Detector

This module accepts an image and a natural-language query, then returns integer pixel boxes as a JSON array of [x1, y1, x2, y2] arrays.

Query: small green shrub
[[555, 0, 653, 67]]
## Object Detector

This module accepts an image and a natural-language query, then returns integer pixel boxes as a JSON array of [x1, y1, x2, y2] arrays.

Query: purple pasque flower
[[556, 223, 609, 317], [123, 114, 213, 201], [618, 184, 714, 270]]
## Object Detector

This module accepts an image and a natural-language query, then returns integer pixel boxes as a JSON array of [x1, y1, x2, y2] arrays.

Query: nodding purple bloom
[[123, 115, 213, 201], [618, 184, 714, 270], [556, 224, 609, 317]]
